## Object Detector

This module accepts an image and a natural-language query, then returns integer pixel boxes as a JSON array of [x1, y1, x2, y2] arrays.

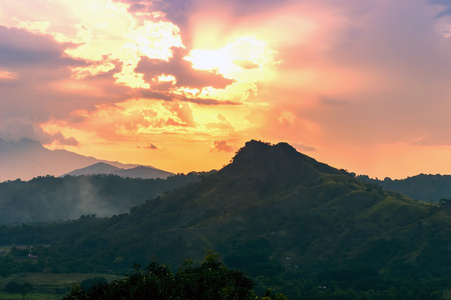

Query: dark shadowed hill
[[2, 140, 450, 298], [358, 173, 451, 202]]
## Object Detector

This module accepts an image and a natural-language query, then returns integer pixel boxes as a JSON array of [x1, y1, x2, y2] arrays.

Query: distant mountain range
[[64, 162, 173, 179], [357, 174, 451, 202], [0, 138, 173, 181]]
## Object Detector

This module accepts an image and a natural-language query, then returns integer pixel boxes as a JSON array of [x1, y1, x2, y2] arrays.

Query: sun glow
[[185, 36, 275, 81], [158, 74, 177, 83]]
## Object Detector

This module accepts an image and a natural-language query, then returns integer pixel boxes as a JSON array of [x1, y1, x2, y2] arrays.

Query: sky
[[1, 0, 451, 179]]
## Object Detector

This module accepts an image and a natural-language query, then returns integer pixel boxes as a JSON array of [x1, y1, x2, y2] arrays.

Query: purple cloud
[[0, 26, 86, 68], [135, 47, 234, 90], [427, 0, 451, 17], [0, 26, 134, 145]]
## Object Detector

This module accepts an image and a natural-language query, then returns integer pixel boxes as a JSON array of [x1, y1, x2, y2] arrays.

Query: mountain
[[64, 162, 174, 179], [2, 140, 450, 298], [116, 165, 174, 179], [0, 138, 171, 181], [63, 162, 122, 176], [358, 174, 451, 202]]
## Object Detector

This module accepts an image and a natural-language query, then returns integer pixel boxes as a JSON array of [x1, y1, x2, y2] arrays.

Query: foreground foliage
[[63, 251, 286, 300]]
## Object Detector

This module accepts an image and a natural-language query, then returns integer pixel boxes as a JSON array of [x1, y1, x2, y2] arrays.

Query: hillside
[[0, 172, 202, 224], [358, 174, 451, 202], [1, 140, 450, 298]]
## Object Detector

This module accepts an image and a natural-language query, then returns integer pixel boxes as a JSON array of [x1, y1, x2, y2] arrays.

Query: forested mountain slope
[[2, 140, 450, 298], [0, 172, 202, 224], [358, 173, 451, 202]]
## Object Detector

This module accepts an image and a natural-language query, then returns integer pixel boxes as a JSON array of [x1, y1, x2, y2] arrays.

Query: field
[[0, 272, 119, 299]]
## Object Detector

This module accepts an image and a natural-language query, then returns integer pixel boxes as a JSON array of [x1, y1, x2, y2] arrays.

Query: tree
[[63, 251, 284, 300], [3, 280, 23, 293], [439, 198, 451, 208], [20, 282, 33, 300], [3, 281, 33, 299]]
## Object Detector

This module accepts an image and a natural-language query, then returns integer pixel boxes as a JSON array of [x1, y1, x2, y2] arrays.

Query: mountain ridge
[[0, 138, 172, 181], [64, 162, 173, 179], [358, 173, 451, 202]]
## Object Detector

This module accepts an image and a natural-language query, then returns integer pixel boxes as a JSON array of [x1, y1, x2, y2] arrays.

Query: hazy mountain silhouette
[[64, 162, 173, 179], [0, 138, 171, 181], [64, 162, 121, 176]]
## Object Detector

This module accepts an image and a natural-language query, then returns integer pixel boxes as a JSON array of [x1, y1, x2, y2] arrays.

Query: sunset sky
[[1, 0, 451, 179]]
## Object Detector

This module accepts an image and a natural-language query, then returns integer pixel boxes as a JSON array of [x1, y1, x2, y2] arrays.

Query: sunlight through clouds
[[180, 36, 276, 104], [3, 0, 451, 177], [185, 36, 276, 81], [125, 21, 183, 61], [6, 0, 185, 88]]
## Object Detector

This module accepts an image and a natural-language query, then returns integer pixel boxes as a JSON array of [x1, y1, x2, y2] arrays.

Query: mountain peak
[[232, 140, 272, 161], [64, 162, 121, 177], [0, 137, 44, 150], [221, 140, 341, 187]]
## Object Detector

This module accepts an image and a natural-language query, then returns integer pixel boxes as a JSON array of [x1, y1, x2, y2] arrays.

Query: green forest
[[358, 174, 451, 203], [0, 172, 204, 224]]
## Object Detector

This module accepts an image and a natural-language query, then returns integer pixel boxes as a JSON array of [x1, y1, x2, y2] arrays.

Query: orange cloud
[[211, 140, 234, 153]]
